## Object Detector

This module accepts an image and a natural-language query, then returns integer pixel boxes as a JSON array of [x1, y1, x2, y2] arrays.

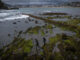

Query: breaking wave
[[0, 12, 29, 21]]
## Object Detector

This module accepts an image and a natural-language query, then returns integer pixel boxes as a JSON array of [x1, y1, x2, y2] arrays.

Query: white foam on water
[[43, 10, 52, 13], [0, 13, 10, 17], [0, 15, 29, 21]]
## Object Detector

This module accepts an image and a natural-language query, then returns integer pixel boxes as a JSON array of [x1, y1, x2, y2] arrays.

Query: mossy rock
[[54, 52, 64, 60], [26, 26, 41, 35], [49, 29, 53, 34], [0, 37, 33, 60], [45, 24, 53, 29], [41, 29, 45, 36], [49, 34, 61, 44]]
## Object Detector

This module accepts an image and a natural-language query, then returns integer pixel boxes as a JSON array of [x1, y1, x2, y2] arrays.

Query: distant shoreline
[[18, 6, 80, 8], [0, 6, 80, 10]]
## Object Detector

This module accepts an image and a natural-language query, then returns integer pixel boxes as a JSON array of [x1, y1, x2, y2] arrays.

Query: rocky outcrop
[[0, 0, 8, 9]]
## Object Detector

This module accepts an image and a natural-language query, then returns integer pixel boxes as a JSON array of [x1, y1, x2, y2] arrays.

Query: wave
[[0, 13, 10, 17], [43, 10, 52, 13], [0, 15, 29, 21], [0, 11, 29, 21]]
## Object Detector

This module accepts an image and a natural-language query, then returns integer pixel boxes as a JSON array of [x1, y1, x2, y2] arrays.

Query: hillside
[[67, 2, 80, 7], [0, 0, 8, 9]]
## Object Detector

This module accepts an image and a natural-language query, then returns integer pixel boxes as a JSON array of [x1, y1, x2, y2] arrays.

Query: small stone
[[8, 34, 11, 37], [35, 21, 38, 24], [17, 21, 20, 22], [13, 22, 17, 24], [46, 31, 48, 33]]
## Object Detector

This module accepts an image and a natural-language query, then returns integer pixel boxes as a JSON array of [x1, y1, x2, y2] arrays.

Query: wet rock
[[25, 21, 28, 23], [45, 30, 48, 33], [32, 19, 34, 21], [28, 18, 32, 21], [45, 23, 48, 26], [62, 33, 68, 40], [17, 21, 20, 22], [35, 39, 39, 47], [53, 26, 56, 28], [43, 37, 46, 46], [13, 22, 17, 24], [8, 34, 11, 37], [19, 31, 23, 34], [17, 31, 23, 37], [23, 52, 28, 57], [35, 21, 38, 24], [65, 46, 76, 53]]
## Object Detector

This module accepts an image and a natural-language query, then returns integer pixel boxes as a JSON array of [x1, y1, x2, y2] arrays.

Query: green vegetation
[[45, 24, 53, 29], [41, 29, 45, 36], [25, 26, 41, 34], [47, 15, 71, 19], [42, 34, 80, 60], [0, 12, 80, 60], [42, 12, 68, 15], [0, 32, 80, 60], [24, 24, 53, 35], [49, 34, 61, 44], [66, 19, 80, 25], [0, 37, 33, 60], [29, 14, 80, 38], [49, 29, 53, 34]]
